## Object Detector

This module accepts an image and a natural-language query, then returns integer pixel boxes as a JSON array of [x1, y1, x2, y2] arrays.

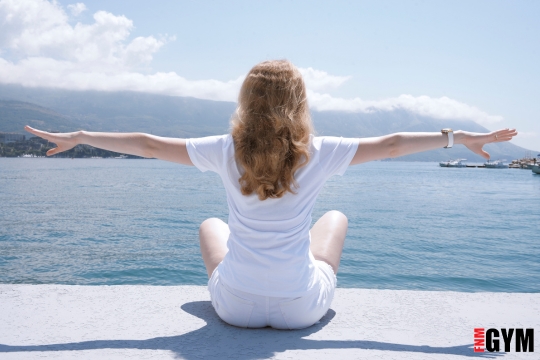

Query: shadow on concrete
[[0, 301, 503, 359]]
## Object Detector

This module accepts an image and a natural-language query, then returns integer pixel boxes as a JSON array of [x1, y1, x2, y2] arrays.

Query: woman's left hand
[[25, 126, 80, 156]]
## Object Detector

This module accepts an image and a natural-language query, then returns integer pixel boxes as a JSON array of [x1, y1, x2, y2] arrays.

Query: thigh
[[199, 218, 230, 278], [309, 210, 348, 274]]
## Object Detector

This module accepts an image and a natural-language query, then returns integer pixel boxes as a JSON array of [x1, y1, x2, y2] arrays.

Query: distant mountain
[[0, 100, 77, 133], [0, 84, 534, 162], [0, 84, 235, 138]]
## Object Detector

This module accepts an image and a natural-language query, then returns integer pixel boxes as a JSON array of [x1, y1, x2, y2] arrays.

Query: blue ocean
[[1, 158, 539, 292]]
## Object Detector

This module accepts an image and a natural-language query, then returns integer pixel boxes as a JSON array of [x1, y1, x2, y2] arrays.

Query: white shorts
[[208, 260, 337, 330]]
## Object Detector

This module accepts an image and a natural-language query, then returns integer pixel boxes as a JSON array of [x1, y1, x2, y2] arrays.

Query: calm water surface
[[1, 158, 539, 292]]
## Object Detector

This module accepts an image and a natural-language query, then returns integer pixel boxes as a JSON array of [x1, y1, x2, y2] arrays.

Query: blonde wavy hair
[[231, 60, 313, 201]]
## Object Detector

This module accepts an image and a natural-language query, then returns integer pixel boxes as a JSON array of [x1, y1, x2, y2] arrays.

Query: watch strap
[[441, 129, 453, 148]]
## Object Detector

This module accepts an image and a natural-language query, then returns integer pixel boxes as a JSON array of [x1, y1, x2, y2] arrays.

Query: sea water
[[1, 158, 538, 292]]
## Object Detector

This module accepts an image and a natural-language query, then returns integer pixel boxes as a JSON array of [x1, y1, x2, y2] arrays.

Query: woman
[[25, 60, 517, 330]]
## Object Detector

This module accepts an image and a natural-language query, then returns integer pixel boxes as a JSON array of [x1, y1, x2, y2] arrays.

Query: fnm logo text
[[474, 328, 534, 353]]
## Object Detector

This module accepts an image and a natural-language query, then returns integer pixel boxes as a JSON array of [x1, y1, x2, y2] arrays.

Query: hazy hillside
[[0, 84, 534, 162], [0, 84, 235, 137], [0, 100, 77, 133]]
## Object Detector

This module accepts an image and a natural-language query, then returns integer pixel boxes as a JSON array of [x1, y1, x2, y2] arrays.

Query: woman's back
[[187, 133, 359, 296]]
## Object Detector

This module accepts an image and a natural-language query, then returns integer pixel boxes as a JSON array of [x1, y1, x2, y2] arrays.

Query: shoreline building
[[0, 132, 26, 144]]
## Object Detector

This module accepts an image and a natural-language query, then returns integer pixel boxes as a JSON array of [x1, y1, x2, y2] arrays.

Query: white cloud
[[0, 0, 242, 100], [0, 0, 165, 68], [293, 68, 500, 126], [0, 0, 504, 125], [307, 91, 503, 125], [0, 56, 244, 101], [298, 67, 350, 92], [67, 3, 86, 16]]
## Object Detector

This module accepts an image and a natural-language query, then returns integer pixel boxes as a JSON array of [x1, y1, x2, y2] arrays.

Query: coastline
[[1, 285, 538, 359]]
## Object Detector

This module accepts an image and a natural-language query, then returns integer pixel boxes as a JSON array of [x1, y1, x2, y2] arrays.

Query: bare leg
[[310, 210, 348, 274], [199, 218, 230, 278]]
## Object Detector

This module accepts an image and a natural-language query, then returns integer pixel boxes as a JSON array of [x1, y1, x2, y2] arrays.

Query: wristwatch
[[441, 128, 453, 148]]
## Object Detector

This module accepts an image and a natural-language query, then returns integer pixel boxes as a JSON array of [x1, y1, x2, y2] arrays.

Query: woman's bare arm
[[24, 126, 193, 165], [350, 129, 518, 165]]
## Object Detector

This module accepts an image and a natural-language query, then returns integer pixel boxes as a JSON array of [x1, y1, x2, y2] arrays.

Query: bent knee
[[199, 217, 223, 234], [326, 210, 348, 224]]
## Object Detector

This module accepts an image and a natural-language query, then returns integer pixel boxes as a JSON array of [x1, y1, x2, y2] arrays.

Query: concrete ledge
[[0, 285, 538, 359]]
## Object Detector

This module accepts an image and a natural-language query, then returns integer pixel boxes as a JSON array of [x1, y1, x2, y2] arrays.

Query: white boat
[[439, 159, 466, 168], [532, 165, 540, 174], [509, 152, 537, 169], [484, 160, 508, 169]]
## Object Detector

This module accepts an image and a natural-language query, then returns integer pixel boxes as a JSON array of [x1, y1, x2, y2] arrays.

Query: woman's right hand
[[24, 126, 80, 156], [458, 128, 518, 160]]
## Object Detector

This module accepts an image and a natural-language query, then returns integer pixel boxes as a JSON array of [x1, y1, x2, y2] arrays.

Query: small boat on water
[[439, 159, 467, 168], [509, 159, 535, 169], [509, 152, 537, 169], [484, 160, 508, 169], [533, 156, 540, 174]]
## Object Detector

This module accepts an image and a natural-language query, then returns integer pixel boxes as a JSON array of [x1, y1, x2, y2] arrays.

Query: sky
[[0, 0, 538, 150]]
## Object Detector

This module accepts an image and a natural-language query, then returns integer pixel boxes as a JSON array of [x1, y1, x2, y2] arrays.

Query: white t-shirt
[[186, 134, 359, 297]]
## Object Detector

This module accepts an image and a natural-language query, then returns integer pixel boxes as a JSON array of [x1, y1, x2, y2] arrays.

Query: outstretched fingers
[[468, 128, 517, 160], [24, 125, 76, 156], [492, 128, 518, 143], [25, 126, 58, 156], [25, 126, 55, 142], [25, 125, 46, 138]]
